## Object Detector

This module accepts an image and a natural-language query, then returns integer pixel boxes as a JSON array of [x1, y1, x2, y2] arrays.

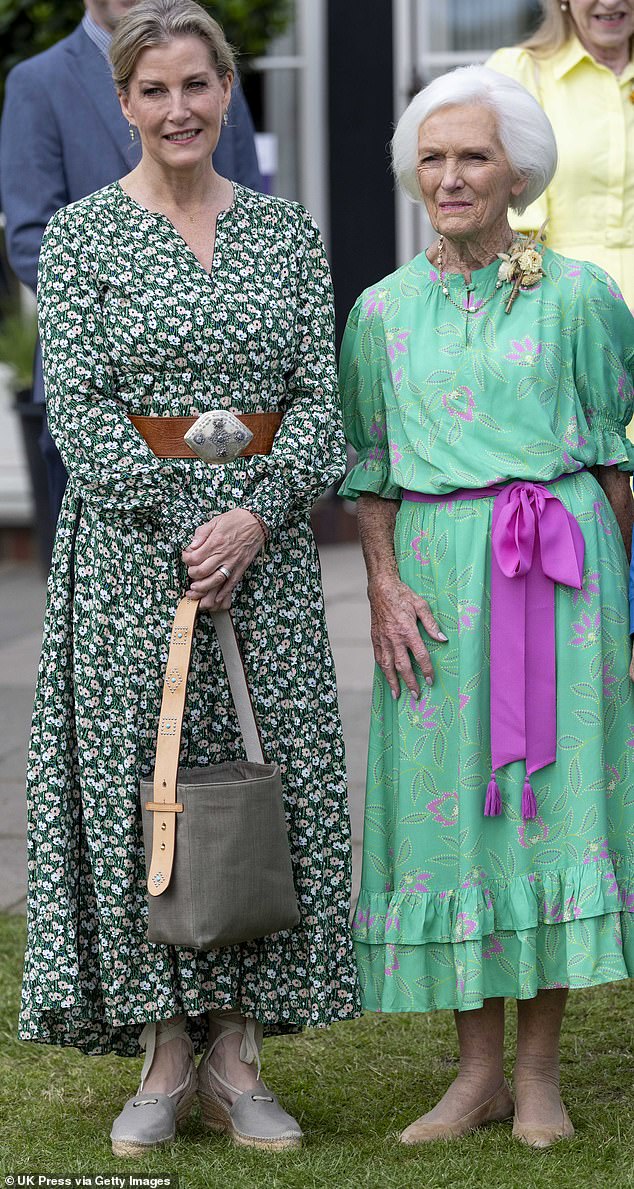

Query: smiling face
[[568, 0, 634, 56], [416, 103, 527, 246], [119, 36, 232, 172]]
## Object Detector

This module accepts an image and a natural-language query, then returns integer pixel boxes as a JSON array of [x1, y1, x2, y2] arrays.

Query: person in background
[[0, 0, 262, 546], [488, 0, 634, 309], [341, 65, 634, 1151]]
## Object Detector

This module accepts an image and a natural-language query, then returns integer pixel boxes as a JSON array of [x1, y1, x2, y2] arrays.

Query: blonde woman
[[489, 0, 634, 309], [25, 0, 360, 1157]]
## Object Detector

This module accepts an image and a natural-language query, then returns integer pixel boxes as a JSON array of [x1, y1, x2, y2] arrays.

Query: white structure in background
[[252, 0, 329, 245]]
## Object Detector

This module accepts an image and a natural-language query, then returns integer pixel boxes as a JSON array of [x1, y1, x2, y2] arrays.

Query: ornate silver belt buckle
[[184, 410, 253, 464]]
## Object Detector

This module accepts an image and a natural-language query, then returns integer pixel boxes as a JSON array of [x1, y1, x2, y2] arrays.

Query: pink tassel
[[484, 773, 501, 817], [522, 775, 537, 821]]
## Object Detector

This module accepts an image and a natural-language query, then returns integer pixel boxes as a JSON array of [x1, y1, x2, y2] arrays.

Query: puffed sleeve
[[486, 47, 550, 237], [240, 208, 347, 533], [38, 205, 208, 545], [573, 264, 634, 471], [338, 293, 401, 501]]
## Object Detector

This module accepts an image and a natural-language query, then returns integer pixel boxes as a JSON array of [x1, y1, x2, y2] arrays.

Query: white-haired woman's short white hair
[[392, 65, 557, 215]]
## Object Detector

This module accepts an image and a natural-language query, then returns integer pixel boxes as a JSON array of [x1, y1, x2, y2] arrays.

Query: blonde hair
[[522, 0, 574, 56], [391, 66, 557, 215], [110, 0, 235, 92]]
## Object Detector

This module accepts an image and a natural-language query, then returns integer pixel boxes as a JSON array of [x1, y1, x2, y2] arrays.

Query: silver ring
[[217, 564, 232, 581]]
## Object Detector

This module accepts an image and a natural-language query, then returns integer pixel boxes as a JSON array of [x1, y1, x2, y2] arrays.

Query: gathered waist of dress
[[402, 469, 585, 506], [403, 470, 588, 824]]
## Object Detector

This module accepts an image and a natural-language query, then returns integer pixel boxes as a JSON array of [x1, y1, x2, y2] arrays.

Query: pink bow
[[490, 481, 585, 775]]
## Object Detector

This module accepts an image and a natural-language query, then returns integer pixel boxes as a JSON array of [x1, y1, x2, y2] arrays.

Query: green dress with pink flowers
[[340, 248, 634, 1012]]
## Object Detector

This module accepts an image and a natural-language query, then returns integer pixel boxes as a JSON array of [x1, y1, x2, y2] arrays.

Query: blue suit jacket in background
[[0, 22, 263, 403]]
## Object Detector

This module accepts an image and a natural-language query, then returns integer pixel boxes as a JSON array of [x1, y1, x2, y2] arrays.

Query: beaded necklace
[[436, 235, 508, 314], [436, 228, 547, 316]]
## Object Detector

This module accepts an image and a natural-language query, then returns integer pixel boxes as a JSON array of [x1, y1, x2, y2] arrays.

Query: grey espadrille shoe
[[111, 1019, 198, 1158], [198, 1013, 302, 1151]]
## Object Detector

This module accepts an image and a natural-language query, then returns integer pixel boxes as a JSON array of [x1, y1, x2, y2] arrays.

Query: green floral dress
[[21, 182, 361, 1056], [340, 249, 634, 1013]]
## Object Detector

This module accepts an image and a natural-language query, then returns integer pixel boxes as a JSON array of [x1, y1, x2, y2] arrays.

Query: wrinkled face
[[119, 36, 232, 171], [416, 104, 527, 243], [568, 0, 634, 55], [84, 0, 138, 33]]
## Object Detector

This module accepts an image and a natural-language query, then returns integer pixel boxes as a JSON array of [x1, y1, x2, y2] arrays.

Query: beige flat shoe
[[400, 1081, 514, 1144], [513, 1099, 574, 1149]]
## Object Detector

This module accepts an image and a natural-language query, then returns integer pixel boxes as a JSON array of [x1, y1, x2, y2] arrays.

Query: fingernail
[[437, 632, 448, 642], [391, 689, 398, 700], [426, 676, 433, 686]]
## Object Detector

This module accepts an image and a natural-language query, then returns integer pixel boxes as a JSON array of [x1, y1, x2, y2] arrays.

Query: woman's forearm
[[597, 466, 634, 561], [357, 493, 401, 588]]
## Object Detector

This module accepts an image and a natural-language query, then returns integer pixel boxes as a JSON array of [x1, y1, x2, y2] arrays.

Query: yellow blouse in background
[[488, 39, 634, 309]]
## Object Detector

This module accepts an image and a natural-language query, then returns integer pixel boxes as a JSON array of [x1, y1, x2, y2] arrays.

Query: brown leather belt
[[129, 412, 282, 458]]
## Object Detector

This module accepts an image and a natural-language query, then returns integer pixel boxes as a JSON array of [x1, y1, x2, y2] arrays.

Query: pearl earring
[[129, 124, 136, 142], [223, 110, 228, 126], [560, 1, 569, 10]]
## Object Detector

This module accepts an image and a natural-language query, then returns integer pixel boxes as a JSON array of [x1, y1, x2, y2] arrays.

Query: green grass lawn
[[1, 913, 632, 1189]]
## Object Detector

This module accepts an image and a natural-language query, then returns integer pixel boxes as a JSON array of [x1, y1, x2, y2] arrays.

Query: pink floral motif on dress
[[353, 908, 375, 929], [593, 501, 613, 536], [390, 441, 403, 466], [427, 790, 459, 826], [442, 385, 475, 422], [505, 336, 544, 366], [459, 691, 471, 712], [543, 896, 582, 923], [411, 531, 430, 565], [483, 936, 504, 960], [363, 288, 388, 317], [572, 571, 599, 606], [412, 872, 432, 893], [455, 913, 477, 940], [571, 611, 601, 648], [385, 944, 400, 977], [583, 837, 609, 864], [518, 815, 549, 848], [457, 601, 480, 633], [369, 419, 386, 441], [409, 694, 437, 730]]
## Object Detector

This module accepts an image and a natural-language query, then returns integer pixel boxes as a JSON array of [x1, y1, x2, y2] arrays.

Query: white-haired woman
[[489, 0, 634, 309], [341, 65, 634, 1148]]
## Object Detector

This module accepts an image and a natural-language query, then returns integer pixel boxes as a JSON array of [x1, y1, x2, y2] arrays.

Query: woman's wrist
[[245, 509, 269, 542]]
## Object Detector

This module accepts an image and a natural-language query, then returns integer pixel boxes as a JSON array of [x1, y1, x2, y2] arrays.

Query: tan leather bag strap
[[146, 597, 264, 897]]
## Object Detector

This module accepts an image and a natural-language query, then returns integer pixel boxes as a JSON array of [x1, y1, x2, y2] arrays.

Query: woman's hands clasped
[[182, 508, 266, 611], [368, 574, 448, 700]]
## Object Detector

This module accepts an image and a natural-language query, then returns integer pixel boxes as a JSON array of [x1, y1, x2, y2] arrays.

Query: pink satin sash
[[403, 475, 585, 818]]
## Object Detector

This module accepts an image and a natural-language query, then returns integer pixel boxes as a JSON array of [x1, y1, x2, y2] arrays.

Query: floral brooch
[[497, 221, 548, 314]]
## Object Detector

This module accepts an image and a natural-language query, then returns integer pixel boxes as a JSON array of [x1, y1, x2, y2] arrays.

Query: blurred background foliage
[[0, 0, 293, 100]]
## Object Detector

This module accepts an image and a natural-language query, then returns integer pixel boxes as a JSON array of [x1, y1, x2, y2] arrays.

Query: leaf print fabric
[[340, 249, 634, 1012], [20, 183, 361, 1056]]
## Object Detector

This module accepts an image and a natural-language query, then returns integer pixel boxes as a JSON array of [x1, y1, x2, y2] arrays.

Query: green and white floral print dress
[[340, 249, 634, 1014], [21, 182, 361, 1055]]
